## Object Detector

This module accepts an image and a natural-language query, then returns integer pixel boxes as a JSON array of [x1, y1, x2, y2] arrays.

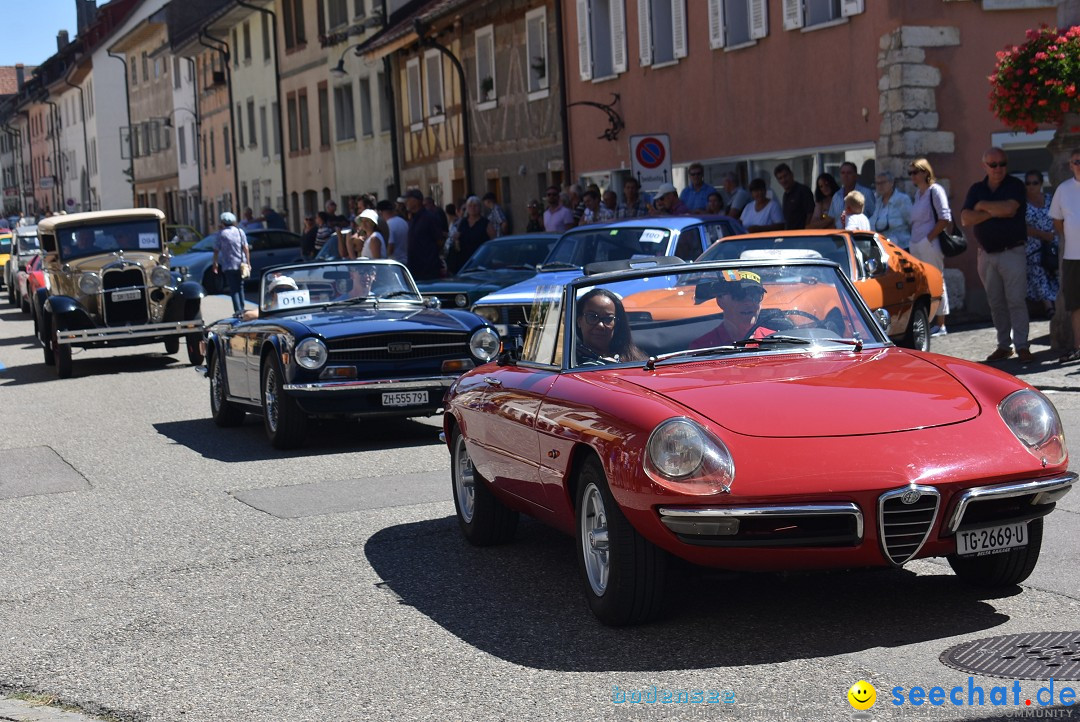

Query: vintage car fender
[[42, 294, 95, 332], [163, 280, 206, 320]]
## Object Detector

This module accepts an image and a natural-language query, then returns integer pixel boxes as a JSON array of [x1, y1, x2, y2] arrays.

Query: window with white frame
[[334, 84, 356, 141], [526, 7, 549, 94], [576, 0, 627, 81], [358, 76, 374, 137], [406, 57, 423, 129], [638, 0, 686, 66], [424, 50, 444, 120], [709, 0, 768, 48], [475, 25, 496, 104], [782, 0, 862, 30]]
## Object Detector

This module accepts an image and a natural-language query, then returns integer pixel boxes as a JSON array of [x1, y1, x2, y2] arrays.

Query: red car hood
[[615, 350, 980, 437]]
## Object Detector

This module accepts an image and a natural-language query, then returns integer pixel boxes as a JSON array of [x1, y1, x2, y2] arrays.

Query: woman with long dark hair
[[808, 173, 841, 229], [575, 288, 646, 364]]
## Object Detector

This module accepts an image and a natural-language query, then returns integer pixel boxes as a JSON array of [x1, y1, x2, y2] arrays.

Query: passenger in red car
[[690, 270, 774, 348], [575, 288, 646, 364]]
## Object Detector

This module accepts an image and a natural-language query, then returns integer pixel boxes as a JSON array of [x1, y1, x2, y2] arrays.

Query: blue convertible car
[[203, 259, 500, 448]]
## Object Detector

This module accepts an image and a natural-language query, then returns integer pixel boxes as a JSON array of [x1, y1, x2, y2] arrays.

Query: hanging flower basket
[[989, 24, 1080, 134]]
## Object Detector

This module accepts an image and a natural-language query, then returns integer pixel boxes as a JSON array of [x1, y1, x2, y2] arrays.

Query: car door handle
[[484, 377, 502, 387]]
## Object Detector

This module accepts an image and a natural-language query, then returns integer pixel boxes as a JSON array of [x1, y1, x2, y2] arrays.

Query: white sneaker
[[930, 325, 947, 337]]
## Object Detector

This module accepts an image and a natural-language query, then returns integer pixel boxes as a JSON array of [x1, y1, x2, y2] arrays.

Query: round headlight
[[295, 338, 328, 370], [78, 272, 102, 295], [469, 327, 501, 362], [647, 419, 705, 478], [1000, 389, 1067, 464], [474, 306, 500, 324], [644, 417, 735, 495], [150, 265, 172, 288], [455, 294, 468, 308]]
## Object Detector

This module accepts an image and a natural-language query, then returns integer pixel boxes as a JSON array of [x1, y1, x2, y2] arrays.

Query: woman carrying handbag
[[908, 157, 952, 336]]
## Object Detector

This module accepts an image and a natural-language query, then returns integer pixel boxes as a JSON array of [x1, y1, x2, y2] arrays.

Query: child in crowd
[[843, 190, 871, 231]]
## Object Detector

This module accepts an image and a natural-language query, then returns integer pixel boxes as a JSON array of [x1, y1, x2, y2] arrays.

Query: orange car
[[625, 230, 942, 350]]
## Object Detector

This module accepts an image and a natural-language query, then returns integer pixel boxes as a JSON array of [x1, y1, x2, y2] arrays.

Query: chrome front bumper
[[658, 503, 864, 541], [57, 320, 204, 344], [944, 472, 1077, 534], [283, 375, 457, 392]]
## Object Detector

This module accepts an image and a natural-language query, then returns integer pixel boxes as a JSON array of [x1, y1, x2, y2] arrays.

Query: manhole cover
[[940, 632, 1080, 680]]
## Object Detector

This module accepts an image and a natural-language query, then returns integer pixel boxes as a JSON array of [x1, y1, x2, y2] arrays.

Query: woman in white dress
[[357, 208, 385, 259], [908, 157, 952, 336]]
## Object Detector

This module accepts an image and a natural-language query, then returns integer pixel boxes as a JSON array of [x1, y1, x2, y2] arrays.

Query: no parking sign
[[629, 134, 672, 192]]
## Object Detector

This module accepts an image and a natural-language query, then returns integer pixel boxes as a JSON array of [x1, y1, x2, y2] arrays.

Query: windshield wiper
[[539, 262, 580, 270], [644, 334, 864, 370], [379, 290, 419, 300]]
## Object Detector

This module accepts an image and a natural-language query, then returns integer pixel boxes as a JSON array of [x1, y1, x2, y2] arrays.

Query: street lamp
[[330, 44, 363, 78], [162, 107, 199, 129], [329, 12, 385, 78]]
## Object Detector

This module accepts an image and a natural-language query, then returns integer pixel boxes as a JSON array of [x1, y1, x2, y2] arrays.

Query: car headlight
[[469, 327, 500, 362], [999, 389, 1067, 465], [78, 272, 102, 295], [295, 338, 328, 370], [455, 293, 468, 308], [473, 306, 500, 324], [150, 265, 172, 288], [644, 417, 734, 495]]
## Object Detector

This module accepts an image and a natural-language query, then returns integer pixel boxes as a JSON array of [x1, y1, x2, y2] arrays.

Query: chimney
[[57, 30, 70, 52], [76, 0, 97, 34], [15, 64, 25, 90]]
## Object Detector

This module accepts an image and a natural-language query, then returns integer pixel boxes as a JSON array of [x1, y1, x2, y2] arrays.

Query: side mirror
[[423, 295, 441, 309], [874, 308, 890, 332], [863, 258, 880, 276], [497, 335, 523, 366]]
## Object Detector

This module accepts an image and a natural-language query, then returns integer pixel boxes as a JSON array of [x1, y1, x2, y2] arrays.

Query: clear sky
[[0, 0, 80, 67]]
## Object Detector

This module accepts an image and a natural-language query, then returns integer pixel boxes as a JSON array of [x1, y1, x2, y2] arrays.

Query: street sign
[[39, 176, 54, 190], [629, 134, 672, 191]]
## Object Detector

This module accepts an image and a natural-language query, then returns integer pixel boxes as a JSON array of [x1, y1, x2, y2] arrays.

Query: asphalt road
[[1, 294, 1079, 722]]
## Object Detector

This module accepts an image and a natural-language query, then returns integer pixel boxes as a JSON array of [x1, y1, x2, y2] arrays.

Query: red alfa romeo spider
[[442, 258, 1075, 625]]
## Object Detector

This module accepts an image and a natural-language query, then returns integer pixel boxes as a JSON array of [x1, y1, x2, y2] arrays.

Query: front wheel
[[186, 312, 204, 365], [53, 324, 72, 378], [209, 351, 245, 427], [902, 304, 930, 352], [575, 458, 666, 626], [451, 427, 518, 545], [164, 337, 180, 354], [261, 359, 307, 449], [947, 518, 1043, 587]]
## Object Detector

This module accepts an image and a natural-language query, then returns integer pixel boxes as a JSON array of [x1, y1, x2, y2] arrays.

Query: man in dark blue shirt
[[404, 189, 443, 280], [961, 147, 1030, 363], [261, 206, 287, 230]]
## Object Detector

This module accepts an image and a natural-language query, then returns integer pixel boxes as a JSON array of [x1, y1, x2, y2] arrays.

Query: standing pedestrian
[[1051, 148, 1080, 363], [909, 158, 952, 336], [212, 211, 250, 313], [404, 189, 443, 280], [828, 161, 876, 227], [773, 163, 815, 230], [543, 185, 574, 232], [261, 205, 287, 230], [869, 171, 913, 249], [616, 177, 650, 218], [240, 207, 263, 231], [679, 162, 717, 213], [356, 209, 386, 259], [482, 192, 510, 237], [961, 147, 1031, 363], [524, 200, 544, 232], [447, 196, 490, 274], [378, 200, 409, 264], [1023, 169, 1058, 320], [720, 172, 751, 220], [300, 214, 317, 260], [580, 188, 615, 225]]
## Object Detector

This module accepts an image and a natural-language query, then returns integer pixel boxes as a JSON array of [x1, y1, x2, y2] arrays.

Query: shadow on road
[[154, 415, 443, 461], [0, 352, 183, 385], [365, 517, 1014, 672]]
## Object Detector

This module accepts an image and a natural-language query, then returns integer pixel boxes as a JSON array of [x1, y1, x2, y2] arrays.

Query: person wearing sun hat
[[653, 182, 690, 215], [689, 270, 775, 348], [213, 211, 250, 313]]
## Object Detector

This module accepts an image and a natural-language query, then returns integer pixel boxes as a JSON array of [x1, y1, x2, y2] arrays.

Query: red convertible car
[[443, 258, 1075, 625]]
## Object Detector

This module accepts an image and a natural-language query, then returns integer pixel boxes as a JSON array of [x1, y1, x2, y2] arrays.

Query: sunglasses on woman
[[582, 311, 617, 326]]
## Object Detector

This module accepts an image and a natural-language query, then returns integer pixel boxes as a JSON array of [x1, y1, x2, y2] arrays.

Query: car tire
[[19, 287, 29, 314], [902, 303, 930, 352], [947, 517, 1043, 587], [209, 351, 245, 427], [575, 457, 667, 626], [261, 358, 307, 449], [7, 280, 14, 305], [164, 337, 180, 354], [53, 324, 72, 379], [42, 316, 55, 366], [450, 426, 518, 546], [186, 311, 204, 365]]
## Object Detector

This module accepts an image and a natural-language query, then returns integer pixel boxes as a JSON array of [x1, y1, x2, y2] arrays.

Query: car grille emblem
[[387, 342, 412, 353], [900, 488, 922, 505]]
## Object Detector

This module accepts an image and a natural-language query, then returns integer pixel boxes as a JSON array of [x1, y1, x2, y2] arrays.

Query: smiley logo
[[847, 680, 877, 710]]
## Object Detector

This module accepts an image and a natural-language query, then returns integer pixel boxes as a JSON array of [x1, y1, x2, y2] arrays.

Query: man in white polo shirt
[[1051, 147, 1080, 363]]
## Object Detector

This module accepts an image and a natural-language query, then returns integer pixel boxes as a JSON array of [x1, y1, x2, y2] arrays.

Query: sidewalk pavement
[[0, 697, 107, 722]]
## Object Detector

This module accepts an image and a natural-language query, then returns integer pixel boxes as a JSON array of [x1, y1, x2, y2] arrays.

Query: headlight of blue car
[[295, 337, 328, 370], [469, 327, 500, 362]]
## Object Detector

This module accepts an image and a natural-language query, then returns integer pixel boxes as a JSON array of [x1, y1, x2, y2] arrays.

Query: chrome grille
[[878, 485, 940, 565], [326, 332, 469, 361], [101, 267, 149, 326]]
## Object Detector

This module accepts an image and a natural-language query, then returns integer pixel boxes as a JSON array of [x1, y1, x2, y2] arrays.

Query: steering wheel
[[759, 308, 824, 330]]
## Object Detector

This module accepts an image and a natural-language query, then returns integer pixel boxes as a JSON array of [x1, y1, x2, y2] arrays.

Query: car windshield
[[0, 237, 9, 254], [16, 233, 40, 252], [458, 236, 556, 273], [58, 219, 163, 262], [542, 226, 671, 269], [259, 261, 421, 312], [701, 234, 852, 268], [190, 233, 219, 252], [517, 261, 883, 369]]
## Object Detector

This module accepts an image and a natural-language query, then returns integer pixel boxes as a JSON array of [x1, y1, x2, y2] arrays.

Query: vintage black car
[[35, 209, 204, 378], [203, 259, 501, 449], [414, 232, 559, 309]]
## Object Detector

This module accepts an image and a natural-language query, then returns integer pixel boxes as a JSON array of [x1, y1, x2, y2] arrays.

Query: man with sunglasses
[[690, 270, 775, 349], [335, 264, 378, 301], [1050, 147, 1080, 363], [543, 186, 574, 232], [962, 147, 1031, 363]]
